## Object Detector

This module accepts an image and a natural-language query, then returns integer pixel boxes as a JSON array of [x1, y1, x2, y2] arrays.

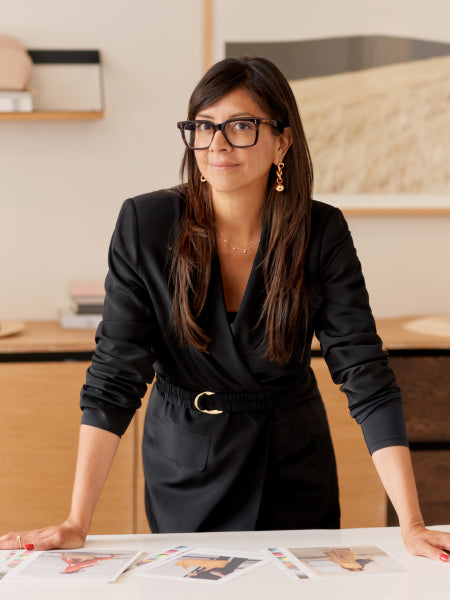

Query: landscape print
[[227, 36, 450, 194]]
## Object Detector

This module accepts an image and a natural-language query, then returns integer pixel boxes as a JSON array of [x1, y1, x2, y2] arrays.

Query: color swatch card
[[128, 545, 191, 574], [264, 547, 311, 580], [0, 550, 35, 582]]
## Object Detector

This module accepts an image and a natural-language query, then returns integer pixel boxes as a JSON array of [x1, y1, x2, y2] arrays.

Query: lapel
[[200, 232, 268, 391]]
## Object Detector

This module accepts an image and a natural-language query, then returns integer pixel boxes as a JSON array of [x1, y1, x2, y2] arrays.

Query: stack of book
[[59, 280, 105, 329], [0, 89, 34, 112]]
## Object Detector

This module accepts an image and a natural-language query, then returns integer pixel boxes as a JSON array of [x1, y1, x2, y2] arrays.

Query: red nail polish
[[24, 543, 35, 551], [440, 553, 448, 562]]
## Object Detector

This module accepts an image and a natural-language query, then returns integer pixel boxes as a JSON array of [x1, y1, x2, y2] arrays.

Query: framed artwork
[[203, 0, 450, 214]]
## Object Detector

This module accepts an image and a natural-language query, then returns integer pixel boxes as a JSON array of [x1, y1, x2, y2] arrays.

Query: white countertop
[[1, 526, 449, 599]]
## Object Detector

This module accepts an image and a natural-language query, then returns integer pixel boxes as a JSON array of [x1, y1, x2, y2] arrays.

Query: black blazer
[[81, 188, 407, 455], [80, 188, 409, 532]]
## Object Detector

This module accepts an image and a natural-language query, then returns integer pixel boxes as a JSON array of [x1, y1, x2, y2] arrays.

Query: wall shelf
[[0, 110, 103, 121], [0, 49, 104, 121]]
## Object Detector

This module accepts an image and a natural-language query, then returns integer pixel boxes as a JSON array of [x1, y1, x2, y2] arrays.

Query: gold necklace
[[216, 228, 260, 255]]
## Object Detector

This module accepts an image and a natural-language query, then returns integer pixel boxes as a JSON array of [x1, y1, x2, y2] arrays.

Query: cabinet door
[[387, 449, 450, 526], [409, 450, 450, 525], [389, 356, 450, 442], [388, 355, 450, 526], [0, 361, 135, 534], [311, 358, 386, 527]]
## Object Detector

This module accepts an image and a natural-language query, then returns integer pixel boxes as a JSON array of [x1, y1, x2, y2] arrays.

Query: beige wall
[[212, 0, 450, 59], [212, 0, 450, 318], [0, 0, 203, 319], [345, 213, 450, 318], [1, 0, 449, 320]]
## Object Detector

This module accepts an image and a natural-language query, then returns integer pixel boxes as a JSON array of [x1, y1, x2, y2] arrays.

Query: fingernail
[[440, 553, 448, 562], [24, 543, 35, 551]]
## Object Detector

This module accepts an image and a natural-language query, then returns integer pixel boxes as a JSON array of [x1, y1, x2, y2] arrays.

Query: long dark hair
[[171, 56, 313, 364]]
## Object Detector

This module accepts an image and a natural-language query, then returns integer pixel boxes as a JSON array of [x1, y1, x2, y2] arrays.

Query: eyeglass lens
[[183, 120, 258, 149]]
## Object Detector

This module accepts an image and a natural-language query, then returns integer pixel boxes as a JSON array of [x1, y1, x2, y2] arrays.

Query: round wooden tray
[[403, 315, 450, 338], [0, 321, 25, 338]]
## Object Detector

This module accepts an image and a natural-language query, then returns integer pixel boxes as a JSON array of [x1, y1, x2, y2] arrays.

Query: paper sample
[[266, 545, 411, 580], [6, 549, 141, 585], [136, 547, 269, 584]]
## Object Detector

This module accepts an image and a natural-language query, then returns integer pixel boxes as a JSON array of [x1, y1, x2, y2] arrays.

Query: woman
[[1, 57, 449, 561]]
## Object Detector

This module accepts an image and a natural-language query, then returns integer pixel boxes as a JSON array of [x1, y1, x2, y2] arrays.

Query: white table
[[2, 526, 449, 599]]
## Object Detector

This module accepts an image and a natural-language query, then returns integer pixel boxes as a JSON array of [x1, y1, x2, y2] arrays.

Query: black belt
[[155, 373, 311, 414]]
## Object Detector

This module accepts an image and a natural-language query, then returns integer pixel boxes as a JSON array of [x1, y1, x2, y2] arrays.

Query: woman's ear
[[276, 126, 293, 162]]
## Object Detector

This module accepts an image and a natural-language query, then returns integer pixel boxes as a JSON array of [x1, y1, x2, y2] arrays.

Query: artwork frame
[[203, 0, 450, 215]]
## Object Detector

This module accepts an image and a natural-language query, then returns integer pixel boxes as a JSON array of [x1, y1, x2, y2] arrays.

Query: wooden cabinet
[[0, 322, 138, 534], [0, 321, 386, 532], [313, 317, 450, 529], [1, 318, 448, 534], [0, 361, 134, 534], [311, 357, 386, 528]]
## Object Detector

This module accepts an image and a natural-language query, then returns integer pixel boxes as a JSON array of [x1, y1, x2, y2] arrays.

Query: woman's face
[[194, 87, 291, 201]]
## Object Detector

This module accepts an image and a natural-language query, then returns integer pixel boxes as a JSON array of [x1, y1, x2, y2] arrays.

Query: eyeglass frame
[[177, 117, 286, 150]]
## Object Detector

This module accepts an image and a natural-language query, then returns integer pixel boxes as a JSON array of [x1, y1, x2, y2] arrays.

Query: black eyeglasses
[[177, 117, 285, 150]]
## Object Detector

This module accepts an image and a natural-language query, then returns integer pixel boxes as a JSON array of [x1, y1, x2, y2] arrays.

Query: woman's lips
[[208, 162, 239, 169]]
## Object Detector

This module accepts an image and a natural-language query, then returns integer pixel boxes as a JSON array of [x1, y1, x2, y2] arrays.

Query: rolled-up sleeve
[[314, 207, 408, 454], [80, 198, 156, 437]]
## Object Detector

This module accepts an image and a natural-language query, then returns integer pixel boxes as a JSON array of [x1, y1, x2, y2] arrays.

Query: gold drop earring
[[275, 162, 285, 192], [200, 175, 207, 182]]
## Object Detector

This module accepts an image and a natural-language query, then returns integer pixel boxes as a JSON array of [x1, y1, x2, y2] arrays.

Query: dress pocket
[[149, 417, 210, 472]]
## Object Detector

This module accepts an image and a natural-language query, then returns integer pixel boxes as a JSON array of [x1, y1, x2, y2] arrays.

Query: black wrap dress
[[80, 188, 408, 533]]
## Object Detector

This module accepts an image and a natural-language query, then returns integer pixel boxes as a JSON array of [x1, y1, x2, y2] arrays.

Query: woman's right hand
[[0, 518, 86, 551], [0, 425, 121, 553]]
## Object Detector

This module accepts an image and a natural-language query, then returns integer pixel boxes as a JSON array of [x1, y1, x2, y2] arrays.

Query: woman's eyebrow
[[195, 112, 257, 120]]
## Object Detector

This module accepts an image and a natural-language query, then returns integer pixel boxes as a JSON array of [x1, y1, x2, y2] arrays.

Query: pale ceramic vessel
[[0, 33, 33, 90]]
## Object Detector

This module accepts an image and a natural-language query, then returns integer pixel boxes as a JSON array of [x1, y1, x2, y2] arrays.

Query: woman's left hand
[[371, 447, 450, 563], [402, 522, 450, 562]]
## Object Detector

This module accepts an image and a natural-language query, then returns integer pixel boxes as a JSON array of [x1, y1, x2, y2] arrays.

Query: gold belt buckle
[[194, 391, 223, 414]]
